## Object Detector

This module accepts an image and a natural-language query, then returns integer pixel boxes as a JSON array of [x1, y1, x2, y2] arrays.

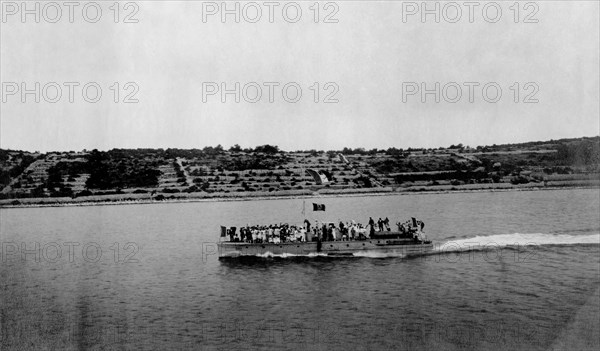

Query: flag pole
[[302, 199, 305, 219]]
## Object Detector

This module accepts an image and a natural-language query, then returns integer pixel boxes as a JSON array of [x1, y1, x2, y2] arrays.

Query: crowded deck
[[220, 217, 427, 244]]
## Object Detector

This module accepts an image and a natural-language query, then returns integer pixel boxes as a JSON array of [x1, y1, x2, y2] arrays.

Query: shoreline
[[1, 184, 598, 209]]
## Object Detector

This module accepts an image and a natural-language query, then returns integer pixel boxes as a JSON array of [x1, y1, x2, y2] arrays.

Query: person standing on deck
[[247, 226, 253, 243], [384, 217, 390, 231], [274, 226, 280, 242], [368, 217, 375, 238]]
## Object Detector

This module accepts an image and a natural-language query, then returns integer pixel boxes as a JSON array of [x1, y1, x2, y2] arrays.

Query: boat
[[217, 221, 433, 258]]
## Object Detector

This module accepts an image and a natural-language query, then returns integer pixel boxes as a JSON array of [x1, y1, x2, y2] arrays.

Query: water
[[1, 188, 599, 350]]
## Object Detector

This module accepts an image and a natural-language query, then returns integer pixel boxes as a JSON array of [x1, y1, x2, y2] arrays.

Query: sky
[[1, 0, 599, 152]]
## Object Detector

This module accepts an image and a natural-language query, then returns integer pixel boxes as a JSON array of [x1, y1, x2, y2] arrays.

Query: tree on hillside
[[229, 144, 242, 152], [254, 145, 280, 154], [556, 140, 600, 166]]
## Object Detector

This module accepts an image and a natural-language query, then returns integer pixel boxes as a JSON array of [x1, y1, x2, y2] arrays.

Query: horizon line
[[1, 135, 599, 154]]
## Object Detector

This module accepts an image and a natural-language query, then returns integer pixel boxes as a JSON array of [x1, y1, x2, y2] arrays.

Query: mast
[[301, 163, 306, 221], [302, 199, 306, 219]]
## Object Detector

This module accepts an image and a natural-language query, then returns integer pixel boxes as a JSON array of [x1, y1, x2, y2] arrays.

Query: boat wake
[[352, 251, 408, 258], [352, 233, 599, 259], [436, 232, 600, 253]]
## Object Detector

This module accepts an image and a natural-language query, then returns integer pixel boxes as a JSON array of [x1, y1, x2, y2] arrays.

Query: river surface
[[1, 188, 599, 350]]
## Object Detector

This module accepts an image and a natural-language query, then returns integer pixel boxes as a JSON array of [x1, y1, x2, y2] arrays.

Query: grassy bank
[[1, 180, 598, 208]]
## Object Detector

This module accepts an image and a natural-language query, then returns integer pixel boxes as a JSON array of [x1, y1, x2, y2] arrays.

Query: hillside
[[1, 136, 599, 206]]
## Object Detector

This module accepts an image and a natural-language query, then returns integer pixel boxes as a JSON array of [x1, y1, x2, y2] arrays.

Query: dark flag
[[313, 203, 326, 211]]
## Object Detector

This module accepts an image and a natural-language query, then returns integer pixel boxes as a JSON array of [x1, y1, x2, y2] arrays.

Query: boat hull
[[217, 239, 433, 258]]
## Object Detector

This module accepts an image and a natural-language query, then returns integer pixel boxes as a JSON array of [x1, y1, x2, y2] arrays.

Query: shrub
[[185, 185, 200, 193], [93, 189, 124, 196], [76, 190, 93, 197], [510, 176, 530, 185], [162, 188, 181, 193]]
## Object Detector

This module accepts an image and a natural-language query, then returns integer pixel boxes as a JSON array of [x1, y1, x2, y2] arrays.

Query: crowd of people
[[223, 217, 424, 243]]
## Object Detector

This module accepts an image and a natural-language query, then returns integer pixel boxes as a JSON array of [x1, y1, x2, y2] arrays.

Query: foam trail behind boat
[[255, 251, 328, 258], [352, 251, 407, 258], [435, 232, 600, 254]]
